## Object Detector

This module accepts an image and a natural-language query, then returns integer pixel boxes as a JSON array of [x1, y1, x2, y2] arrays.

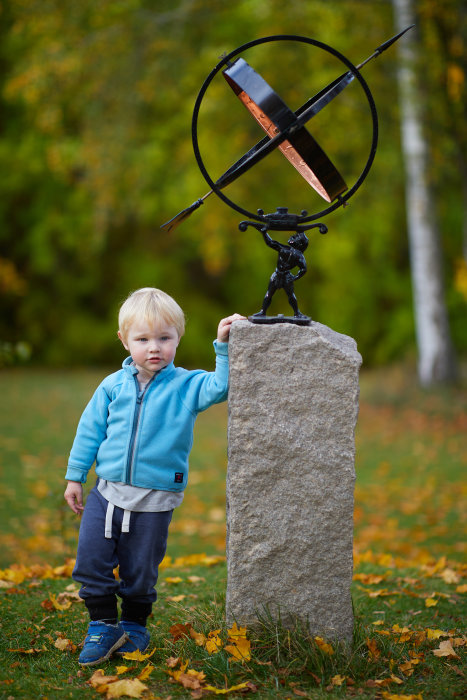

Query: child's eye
[[138, 337, 148, 342]]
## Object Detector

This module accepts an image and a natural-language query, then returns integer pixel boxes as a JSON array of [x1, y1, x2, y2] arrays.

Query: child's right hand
[[64, 481, 84, 515]]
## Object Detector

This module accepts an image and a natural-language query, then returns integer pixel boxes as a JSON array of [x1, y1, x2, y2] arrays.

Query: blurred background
[[0, 0, 465, 378]]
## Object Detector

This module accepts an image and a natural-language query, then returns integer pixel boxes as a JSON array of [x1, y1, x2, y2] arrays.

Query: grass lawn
[[0, 363, 465, 699]]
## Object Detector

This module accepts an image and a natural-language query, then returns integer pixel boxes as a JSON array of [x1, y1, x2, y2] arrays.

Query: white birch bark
[[392, 0, 457, 385]]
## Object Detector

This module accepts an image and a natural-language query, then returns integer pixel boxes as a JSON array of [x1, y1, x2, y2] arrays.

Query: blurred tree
[[392, 0, 457, 385], [0, 0, 464, 371]]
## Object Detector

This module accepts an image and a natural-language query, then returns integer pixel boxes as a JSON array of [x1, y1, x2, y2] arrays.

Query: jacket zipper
[[125, 374, 154, 484]]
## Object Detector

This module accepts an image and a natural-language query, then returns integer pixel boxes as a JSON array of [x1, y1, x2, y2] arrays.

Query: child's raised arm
[[217, 314, 246, 342]]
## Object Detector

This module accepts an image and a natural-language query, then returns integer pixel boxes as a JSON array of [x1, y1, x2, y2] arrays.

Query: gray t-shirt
[[97, 479, 184, 512]]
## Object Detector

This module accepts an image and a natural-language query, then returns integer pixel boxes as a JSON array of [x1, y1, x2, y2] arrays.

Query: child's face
[[118, 320, 180, 375]]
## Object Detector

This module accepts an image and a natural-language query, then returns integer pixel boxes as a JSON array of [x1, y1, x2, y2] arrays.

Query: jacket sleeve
[[65, 381, 112, 482], [180, 340, 229, 413]]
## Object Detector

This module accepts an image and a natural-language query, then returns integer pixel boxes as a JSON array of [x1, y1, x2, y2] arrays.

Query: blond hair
[[118, 288, 185, 341]]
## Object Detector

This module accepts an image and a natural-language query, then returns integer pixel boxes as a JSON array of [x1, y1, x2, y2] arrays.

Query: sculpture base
[[248, 313, 312, 326]]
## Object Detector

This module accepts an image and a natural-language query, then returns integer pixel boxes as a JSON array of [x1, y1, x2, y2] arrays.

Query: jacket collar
[[122, 356, 176, 378]]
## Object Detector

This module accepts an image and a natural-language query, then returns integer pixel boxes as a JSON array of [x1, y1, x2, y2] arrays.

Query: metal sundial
[[161, 29, 413, 324]]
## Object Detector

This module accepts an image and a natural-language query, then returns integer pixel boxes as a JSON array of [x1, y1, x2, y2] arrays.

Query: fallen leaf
[[176, 669, 206, 690], [225, 637, 251, 662], [115, 666, 130, 675], [169, 623, 191, 641], [165, 577, 183, 584], [137, 664, 154, 681], [49, 593, 72, 611], [205, 629, 223, 655], [122, 648, 156, 661], [167, 594, 186, 602], [7, 647, 46, 654], [425, 598, 438, 607], [204, 682, 251, 694], [330, 674, 346, 686], [432, 640, 460, 659], [456, 584, 467, 593], [88, 670, 119, 688], [227, 622, 248, 639], [314, 636, 334, 655], [398, 661, 415, 676], [426, 628, 447, 640], [54, 637, 76, 652], [366, 637, 380, 660], [439, 568, 460, 584], [353, 573, 386, 584], [189, 627, 206, 647], [104, 677, 148, 698], [166, 656, 181, 668]]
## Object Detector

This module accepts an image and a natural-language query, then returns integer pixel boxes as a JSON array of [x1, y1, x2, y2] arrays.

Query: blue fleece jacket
[[65, 340, 228, 491]]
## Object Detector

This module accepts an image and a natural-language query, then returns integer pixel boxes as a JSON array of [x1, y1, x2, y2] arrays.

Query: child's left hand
[[217, 314, 247, 342]]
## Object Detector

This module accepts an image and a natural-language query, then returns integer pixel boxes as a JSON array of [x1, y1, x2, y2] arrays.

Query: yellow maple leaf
[[225, 637, 251, 662], [166, 594, 186, 602], [49, 593, 72, 611], [204, 682, 250, 694], [331, 674, 346, 686], [104, 678, 148, 698], [426, 628, 447, 640], [115, 666, 129, 675], [137, 664, 154, 681], [122, 648, 156, 662], [314, 636, 334, 655], [205, 635, 223, 654], [456, 584, 467, 593], [425, 597, 438, 607], [189, 626, 206, 647], [227, 622, 247, 639], [433, 640, 460, 659], [165, 576, 183, 584]]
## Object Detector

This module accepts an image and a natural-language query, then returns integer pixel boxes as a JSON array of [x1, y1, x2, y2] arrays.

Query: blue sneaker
[[114, 621, 150, 656], [78, 621, 128, 666]]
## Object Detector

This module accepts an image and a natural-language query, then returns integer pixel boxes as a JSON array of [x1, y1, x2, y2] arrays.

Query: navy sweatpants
[[73, 485, 172, 605]]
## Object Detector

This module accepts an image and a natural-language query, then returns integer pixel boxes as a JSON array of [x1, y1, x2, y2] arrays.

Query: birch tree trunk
[[392, 0, 457, 385]]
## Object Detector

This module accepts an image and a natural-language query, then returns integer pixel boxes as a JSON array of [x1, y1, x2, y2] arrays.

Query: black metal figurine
[[239, 207, 327, 325], [253, 230, 309, 320]]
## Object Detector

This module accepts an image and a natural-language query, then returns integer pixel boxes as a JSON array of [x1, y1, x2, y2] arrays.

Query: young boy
[[64, 287, 244, 666]]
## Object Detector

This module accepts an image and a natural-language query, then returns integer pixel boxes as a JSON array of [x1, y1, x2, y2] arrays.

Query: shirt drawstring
[[104, 501, 131, 539]]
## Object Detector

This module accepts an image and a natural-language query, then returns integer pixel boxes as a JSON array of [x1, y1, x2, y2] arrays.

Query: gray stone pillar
[[226, 321, 361, 642]]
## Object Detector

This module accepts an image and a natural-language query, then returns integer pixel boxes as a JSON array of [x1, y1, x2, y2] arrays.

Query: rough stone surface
[[226, 321, 362, 642]]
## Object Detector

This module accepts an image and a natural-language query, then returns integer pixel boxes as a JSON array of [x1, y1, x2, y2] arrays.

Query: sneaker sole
[[79, 632, 129, 666]]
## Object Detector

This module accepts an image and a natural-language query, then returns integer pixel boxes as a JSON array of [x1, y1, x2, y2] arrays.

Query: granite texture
[[226, 321, 362, 642]]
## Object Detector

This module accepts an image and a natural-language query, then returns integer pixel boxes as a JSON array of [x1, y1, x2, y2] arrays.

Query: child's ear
[[117, 331, 129, 350]]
